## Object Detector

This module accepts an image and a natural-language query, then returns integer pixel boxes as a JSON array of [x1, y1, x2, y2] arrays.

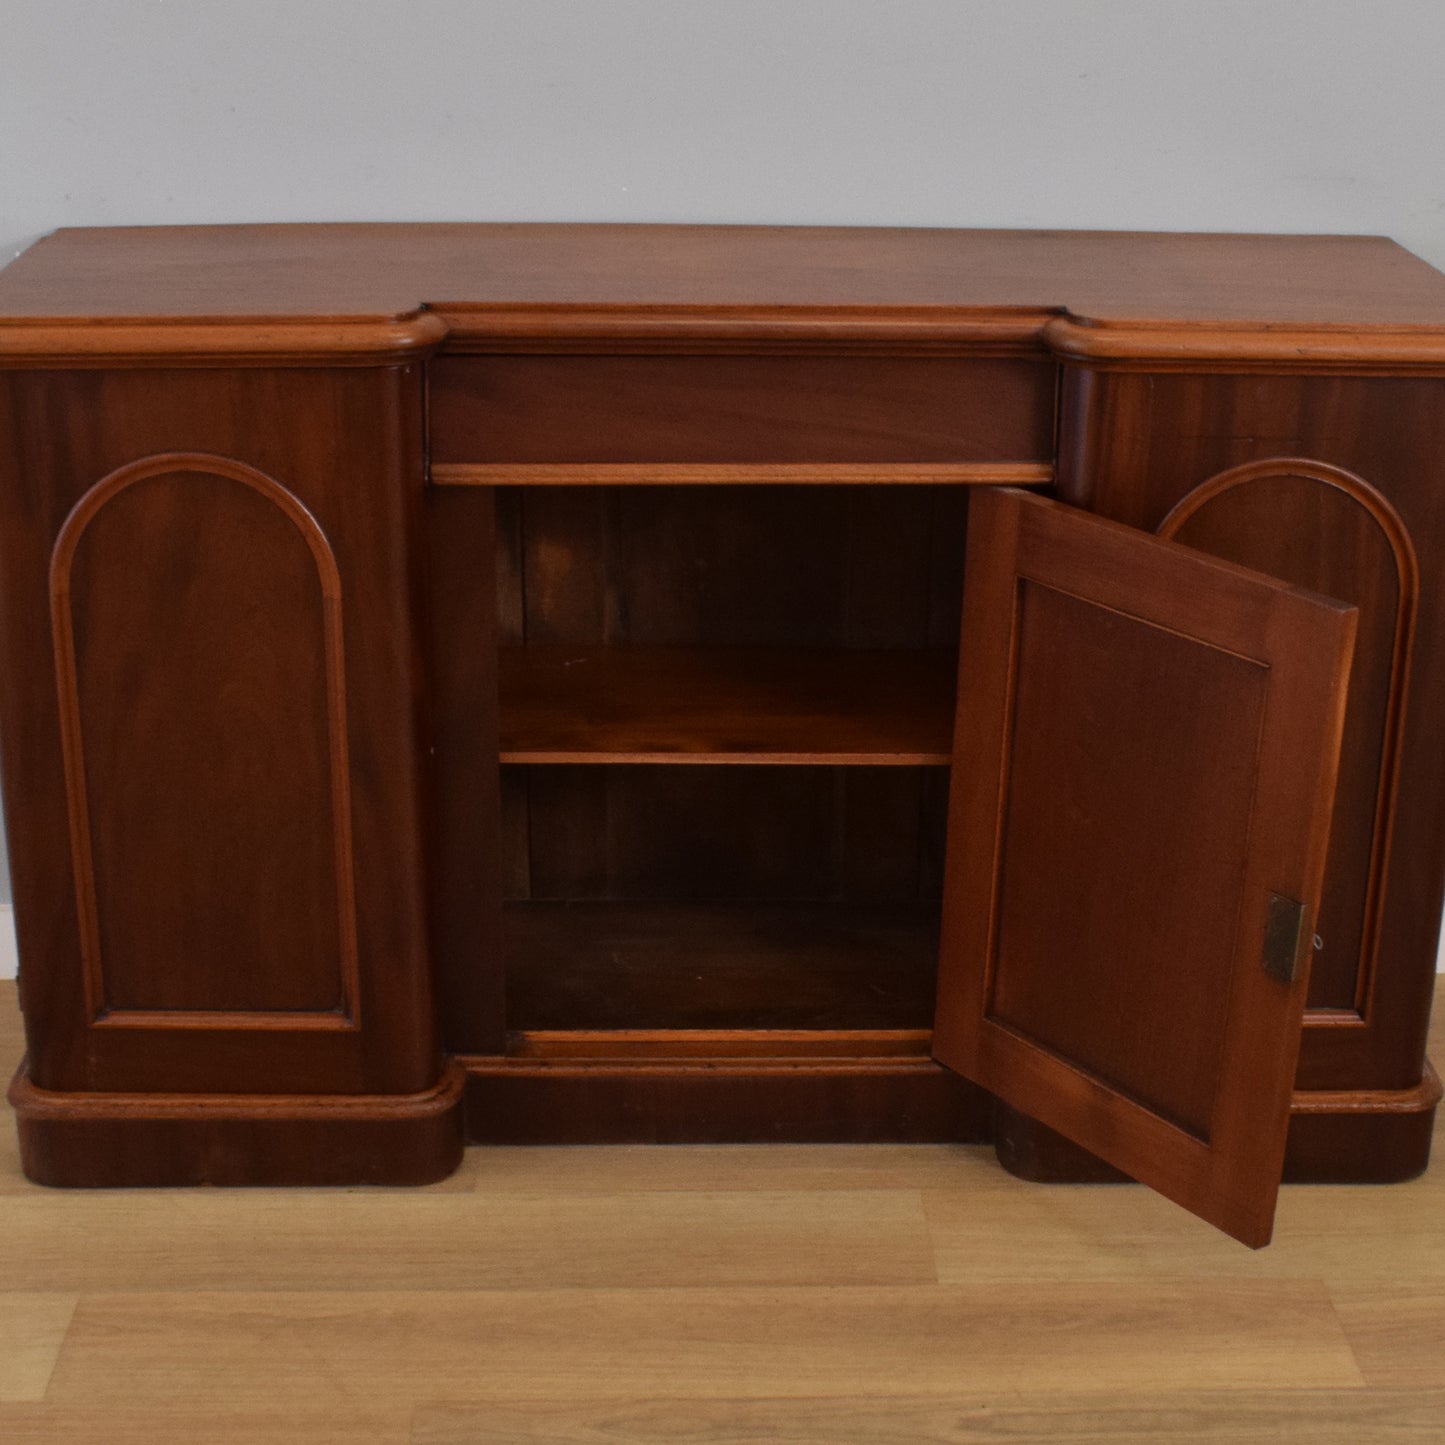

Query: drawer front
[[428, 354, 1055, 468]]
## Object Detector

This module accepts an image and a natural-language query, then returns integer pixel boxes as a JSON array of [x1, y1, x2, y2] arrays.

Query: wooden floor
[[1, 980, 1443, 1443]]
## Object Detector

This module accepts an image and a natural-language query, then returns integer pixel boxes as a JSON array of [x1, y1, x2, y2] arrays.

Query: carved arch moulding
[[49, 452, 362, 1030], [1159, 457, 1418, 1025]]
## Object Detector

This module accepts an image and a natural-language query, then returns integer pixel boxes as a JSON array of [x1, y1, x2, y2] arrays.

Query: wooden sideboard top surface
[[3, 224, 1445, 367]]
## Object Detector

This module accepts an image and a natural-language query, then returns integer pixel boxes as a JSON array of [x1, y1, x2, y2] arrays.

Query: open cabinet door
[[932, 488, 1357, 1247]]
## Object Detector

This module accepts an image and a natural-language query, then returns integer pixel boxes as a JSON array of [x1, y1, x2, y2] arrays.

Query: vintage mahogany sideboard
[[1, 224, 1443, 1246]]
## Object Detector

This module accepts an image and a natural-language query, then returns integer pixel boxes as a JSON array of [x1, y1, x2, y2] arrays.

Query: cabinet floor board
[[504, 899, 940, 1031]]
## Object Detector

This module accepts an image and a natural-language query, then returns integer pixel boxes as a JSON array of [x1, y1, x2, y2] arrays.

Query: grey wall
[[4, 1, 1444, 267], [0, 1, 1443, 964]]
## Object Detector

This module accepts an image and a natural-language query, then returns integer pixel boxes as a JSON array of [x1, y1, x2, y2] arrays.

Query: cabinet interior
[[494, 483, 970, 1036]]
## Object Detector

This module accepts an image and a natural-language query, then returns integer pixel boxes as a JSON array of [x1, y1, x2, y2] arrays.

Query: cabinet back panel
[[496, 485, 969, 648], [504, 764, 946, 904]]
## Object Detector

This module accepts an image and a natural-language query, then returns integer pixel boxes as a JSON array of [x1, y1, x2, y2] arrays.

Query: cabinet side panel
[[0, 368, 440, 1095], [1057, 369, 1445, 1092]]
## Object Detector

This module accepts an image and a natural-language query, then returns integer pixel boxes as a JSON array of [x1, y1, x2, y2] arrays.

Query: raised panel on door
[[0, 367, 441, 1097], [54, 454, 358, 1022], [932, 489, 1357, 1246]]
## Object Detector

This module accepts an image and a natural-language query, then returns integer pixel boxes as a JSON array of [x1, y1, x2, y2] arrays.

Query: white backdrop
[[0, 0, 1443, 976]]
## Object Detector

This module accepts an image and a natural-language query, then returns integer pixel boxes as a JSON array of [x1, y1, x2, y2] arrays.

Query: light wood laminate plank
[[2, 979, 1443, 1431], [414, 1387, 1445, 1445], [44, 1281, 1360, 1408], [0, 1295, 76, 1403], [0, 1188, 934, 1293], [0, 1407, 409, 1445], [0, 981, 22, 1070], [449, 1141, 1004, 1194], [1329, 1281, 1445, 1387], [924, 1172, 1445, 1282]]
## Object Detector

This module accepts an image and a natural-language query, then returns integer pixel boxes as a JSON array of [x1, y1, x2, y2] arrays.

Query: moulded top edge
[[3, 223, 1444, 322], [4, 224, 1445, 368]]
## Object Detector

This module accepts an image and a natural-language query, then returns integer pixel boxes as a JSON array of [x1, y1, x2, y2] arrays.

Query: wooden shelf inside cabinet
[[498, 645, 957, 765], [504, 900, 941, 1032]]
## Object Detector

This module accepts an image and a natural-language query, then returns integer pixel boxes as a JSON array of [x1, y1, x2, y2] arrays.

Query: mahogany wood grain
[[9, 1062, 465, 1188], [499, 645, 956, 765], [1040, 316, 1445, 372], [498, 482, 971, 649], [433, 461, 1053, 486], [1057, 370, 1445, 1098], [997, 1063, 1442, 1186], [0, 367, 441, 1098], [423, 485, 506, 1055], [991, 581, 1269, 1139], [429, 355, 1054, 466], [6, 226, 1445, 370], [512, 764, 944, 906], [506, 1030, 934, 1060], [932, 488, 1357, 1245], [1281, 1060, 1441, 1181], [1158, 461, 1415, 1017], [54, 453, 357, 1020], [504, 900, 938, 1032], [2, 225, 1442, 1195], [0, 315, 447, 368], [463, 1052, 988, 1145], [991, 1101, 1132, 1184], [0, 225, 1436, 320], [494, 481, 966, 929]]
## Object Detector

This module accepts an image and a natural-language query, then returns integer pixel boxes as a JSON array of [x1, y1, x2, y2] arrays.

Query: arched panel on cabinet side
[[50, 451, 360, 1023], [1159, 458, 1417, 1017]]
